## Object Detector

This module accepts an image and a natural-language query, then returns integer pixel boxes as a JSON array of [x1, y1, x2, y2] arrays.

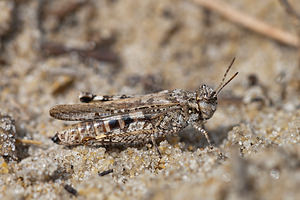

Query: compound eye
[[205, 98, 213, 103], [204, 96, 216, 103]]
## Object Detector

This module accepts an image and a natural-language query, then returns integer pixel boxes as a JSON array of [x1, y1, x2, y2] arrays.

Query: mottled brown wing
[[49, 90, 181, 121]]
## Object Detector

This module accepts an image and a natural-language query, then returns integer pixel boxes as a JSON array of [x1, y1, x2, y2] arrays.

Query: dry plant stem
[[16, 139, 43, 145], [279, 0, 300, 21], [279, 0, 300, 69], [193, 0, 299, 47]]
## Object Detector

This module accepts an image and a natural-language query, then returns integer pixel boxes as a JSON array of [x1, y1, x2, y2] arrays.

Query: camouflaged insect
[[50, 59, 238, 155]]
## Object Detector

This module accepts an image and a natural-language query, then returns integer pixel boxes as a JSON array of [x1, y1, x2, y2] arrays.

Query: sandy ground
[[0, 0, 299, 199]]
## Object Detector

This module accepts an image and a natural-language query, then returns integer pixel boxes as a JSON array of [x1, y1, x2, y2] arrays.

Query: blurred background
[[0, 0, 299, 199], [0, 0, 299, 121]]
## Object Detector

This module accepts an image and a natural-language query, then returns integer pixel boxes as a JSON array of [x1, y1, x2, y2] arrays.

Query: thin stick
[[279, 0, 300, 21], [16, 139, 43, 145], [193, 0, 299, 47]]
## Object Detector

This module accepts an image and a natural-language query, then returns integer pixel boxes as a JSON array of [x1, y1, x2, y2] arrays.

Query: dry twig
[[193, 0, 299, 47], [279, 0, 300, 21], [278, 0, 300, 69], [16, 139, 43, 145]]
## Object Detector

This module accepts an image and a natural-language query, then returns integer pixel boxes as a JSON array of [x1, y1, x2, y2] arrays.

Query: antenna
[[215, 58, 238, 96], [216, 72, 238, 95]]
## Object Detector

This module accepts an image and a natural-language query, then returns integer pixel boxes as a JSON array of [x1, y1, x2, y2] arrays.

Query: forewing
[[49, 90, 181, 121]]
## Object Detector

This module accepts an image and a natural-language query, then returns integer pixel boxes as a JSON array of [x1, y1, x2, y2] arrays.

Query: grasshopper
[[50, 58, 238, 156]]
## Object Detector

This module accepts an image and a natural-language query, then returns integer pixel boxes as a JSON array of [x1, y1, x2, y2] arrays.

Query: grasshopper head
[[196, 58, 238, 120], [196, 85, 217, 120]]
